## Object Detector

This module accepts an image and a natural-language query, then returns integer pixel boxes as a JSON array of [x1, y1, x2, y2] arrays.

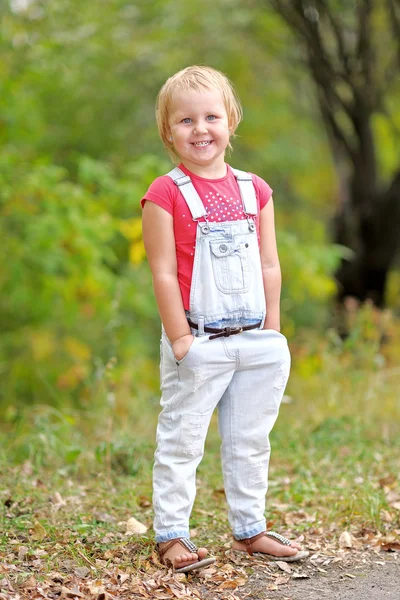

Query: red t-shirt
[[141, 163, 272, 310]]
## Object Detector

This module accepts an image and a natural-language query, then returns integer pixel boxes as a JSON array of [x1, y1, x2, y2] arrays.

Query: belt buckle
[[226, 326, 243, 337]]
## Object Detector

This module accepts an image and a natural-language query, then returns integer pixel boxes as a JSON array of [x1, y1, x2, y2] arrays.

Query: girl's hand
[[172, 334, 195, 361]]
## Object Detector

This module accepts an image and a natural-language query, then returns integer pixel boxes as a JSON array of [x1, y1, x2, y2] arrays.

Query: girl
[[141, 66, 308, 573]]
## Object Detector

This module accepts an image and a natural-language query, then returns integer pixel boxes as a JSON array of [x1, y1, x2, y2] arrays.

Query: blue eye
[[207, 115, 216, 121], [182, 118, 192, 124]]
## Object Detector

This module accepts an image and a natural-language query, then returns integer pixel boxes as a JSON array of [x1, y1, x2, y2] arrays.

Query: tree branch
[[356, 0, 375, 108], [270, 0, 356, 158]]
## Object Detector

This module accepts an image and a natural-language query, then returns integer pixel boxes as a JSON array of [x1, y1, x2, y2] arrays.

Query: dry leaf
[[61, 586, 84, 598], [338, 531, 353, 548], [275, 561, 292, 573], [22, 575, 36, 588], [74, 566, 90, 578], [32, 521, 47, 541], [217, 580, 238, 590], [52, 492, 66, 505], [220, 563, 235, 574], [379, 474, 396, 487], [125, 516, 147, 535], [118, 573, 130, 584], [390, 502, 400, 511], [292, 573, 310, 579], [138, 495, 151, 508], [381, 542, 400, 552]]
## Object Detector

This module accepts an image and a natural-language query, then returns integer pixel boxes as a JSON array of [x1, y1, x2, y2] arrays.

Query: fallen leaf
[[93, 511, 116, 523], [217, 580, 238, 590], [32, 521, 47, 541], [22, 575, 36, 588], [125, 516, 147, 535], [52, 492, 66, 505], [390, 502, 400, 511], [74, 566, 90, 578], [292, 573, 310, 579], [381, 542, 400, 552], [338, 531, 353, 548], [378, 474, 396, 487], [61, 586, 85, 598], [220, 563, 235, 574], [138, 495, 151, 508], [275, 575, 290, 585], [275, 561, 292, 573]]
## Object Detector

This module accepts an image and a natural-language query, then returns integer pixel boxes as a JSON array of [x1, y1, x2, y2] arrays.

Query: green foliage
[[279, 230, 350, 332], [0, 151, 167, 410]]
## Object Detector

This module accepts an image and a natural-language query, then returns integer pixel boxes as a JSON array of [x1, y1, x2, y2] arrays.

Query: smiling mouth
[[192, 141, 212, 147]]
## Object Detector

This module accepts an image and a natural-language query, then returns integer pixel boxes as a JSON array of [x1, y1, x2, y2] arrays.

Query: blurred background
[[1, 0, 399, 469]]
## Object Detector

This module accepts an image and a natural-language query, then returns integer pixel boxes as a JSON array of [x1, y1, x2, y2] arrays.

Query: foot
[[232, 534, 302, 558], [158, 540, 209, 570]]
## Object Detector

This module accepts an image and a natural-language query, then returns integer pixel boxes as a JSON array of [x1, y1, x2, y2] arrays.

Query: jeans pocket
[[175, 336, 200, 365]]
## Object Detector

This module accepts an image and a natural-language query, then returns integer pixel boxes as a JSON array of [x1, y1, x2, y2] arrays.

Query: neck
[[180, 160, 227, 179]]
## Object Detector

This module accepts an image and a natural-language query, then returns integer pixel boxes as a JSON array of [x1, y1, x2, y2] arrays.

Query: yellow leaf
[[119, 218, 142, 241], [32, 521, 47, 541], [64, 337, 91, 361], [129, 240, 146, 265], [30, 331, 56, 361]]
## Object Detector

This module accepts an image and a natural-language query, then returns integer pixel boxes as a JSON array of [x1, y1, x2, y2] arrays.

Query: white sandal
[[158, 537, 216, 573], [234, 531, 309, 562]]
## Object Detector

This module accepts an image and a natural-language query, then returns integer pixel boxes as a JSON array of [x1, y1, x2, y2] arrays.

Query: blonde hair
[[156, 65, 243, 161]]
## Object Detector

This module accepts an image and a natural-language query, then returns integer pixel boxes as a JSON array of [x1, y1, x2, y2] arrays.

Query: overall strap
[[230, 168, 258, 215], [167, 167, 208, 220]]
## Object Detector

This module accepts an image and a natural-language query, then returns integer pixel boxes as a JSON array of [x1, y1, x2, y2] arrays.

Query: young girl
[[141, 66, 308, 573]]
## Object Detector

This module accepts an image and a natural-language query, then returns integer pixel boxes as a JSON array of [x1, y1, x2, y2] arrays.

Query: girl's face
[[168, 88, 230, 175]]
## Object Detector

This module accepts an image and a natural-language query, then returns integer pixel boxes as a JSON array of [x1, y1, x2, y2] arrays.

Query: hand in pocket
[[172, 334, 195, 361]]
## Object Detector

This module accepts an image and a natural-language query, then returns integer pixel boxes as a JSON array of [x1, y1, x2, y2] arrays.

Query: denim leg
[[218, 330, 290, 540], [153, 334, 235, 543]]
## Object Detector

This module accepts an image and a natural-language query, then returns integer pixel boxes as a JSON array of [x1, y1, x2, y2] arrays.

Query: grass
[[1, 320, 400, 596]]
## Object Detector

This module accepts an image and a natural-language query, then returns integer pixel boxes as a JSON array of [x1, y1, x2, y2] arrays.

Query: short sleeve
[[251, 174, 273, 210], [141, 175, 178, 215]]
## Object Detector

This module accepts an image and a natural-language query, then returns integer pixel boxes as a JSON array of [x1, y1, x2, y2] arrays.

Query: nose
[[193, 122, 208, 135]]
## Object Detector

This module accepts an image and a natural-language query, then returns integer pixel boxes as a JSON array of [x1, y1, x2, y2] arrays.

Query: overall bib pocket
[[210, 240, 250, 294]]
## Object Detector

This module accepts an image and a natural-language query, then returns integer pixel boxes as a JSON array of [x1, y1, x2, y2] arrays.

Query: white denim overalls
[[153, 167, 291, 543]]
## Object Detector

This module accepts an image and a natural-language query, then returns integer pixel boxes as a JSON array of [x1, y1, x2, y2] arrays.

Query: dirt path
[[284, 558, 399, 600], [192, 551, 400, 600], [253, 558, 400, 600]]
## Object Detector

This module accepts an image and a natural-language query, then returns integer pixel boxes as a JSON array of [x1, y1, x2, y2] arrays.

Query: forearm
[[262, 265, 282, 331], [152, 273, 191, 343]]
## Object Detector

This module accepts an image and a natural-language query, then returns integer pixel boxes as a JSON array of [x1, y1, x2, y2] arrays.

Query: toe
[[196, 547, 208, 560], [290, 542, 302, 551]]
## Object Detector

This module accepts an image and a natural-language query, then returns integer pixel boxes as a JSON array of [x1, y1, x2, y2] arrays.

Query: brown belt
[[188, 319, 262, 340]]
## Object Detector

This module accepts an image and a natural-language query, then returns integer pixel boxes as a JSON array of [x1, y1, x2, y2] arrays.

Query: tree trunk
[[334, 168, 400, 308], [270, 0, 400, 311]]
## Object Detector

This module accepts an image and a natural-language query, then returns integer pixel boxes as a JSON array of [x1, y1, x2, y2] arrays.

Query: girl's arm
[[142, 201, 193, 359], [259, 198, 282, 332]]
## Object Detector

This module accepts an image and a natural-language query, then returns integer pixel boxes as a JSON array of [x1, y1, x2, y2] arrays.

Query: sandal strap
[[158, 537, 198, 561], [239, 531, 292, 556], [241, 531, 267, 556], [266, 531, 291, 546]]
